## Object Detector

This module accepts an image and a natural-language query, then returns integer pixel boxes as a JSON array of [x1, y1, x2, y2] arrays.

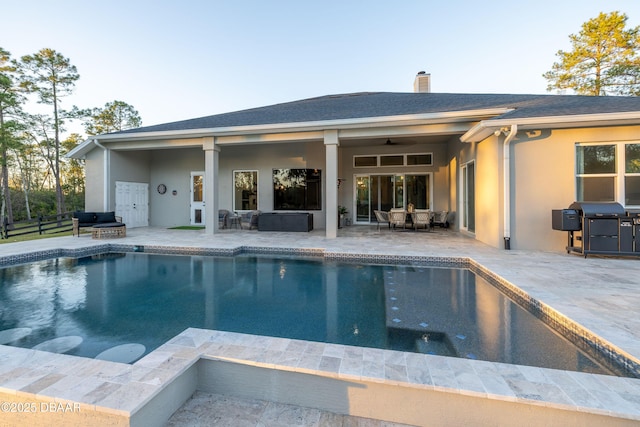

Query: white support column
[[203, 137, 220, 235], [324, 130, 339, 239], [93, 139, 110, 211]]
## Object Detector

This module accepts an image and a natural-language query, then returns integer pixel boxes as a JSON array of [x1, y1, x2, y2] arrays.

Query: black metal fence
[[2, 212, 74, 239]]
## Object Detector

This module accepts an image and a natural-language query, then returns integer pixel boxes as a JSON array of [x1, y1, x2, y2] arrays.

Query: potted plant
[[338, 206, 349, 228]]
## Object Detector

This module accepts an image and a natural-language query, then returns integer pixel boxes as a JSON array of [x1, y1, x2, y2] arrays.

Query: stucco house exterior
[[68, 73, 640, 252]]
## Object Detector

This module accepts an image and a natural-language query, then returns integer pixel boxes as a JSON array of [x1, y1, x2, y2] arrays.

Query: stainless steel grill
[[552, 202, 640, 257]]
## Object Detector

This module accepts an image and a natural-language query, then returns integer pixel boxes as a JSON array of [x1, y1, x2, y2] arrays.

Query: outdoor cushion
[[74, 211, 96, 224], [92, 222, 126, 228], [95, 212, 117, 223]]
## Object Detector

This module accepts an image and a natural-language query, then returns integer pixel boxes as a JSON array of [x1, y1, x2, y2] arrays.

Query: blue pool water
[[0, 252, 615, 375]]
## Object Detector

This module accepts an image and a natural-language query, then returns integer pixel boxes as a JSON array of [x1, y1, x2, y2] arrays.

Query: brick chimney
[[413, 71, 431, 93]]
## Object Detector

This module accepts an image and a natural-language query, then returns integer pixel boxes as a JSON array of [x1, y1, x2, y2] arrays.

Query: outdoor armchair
[[389, 210, 408, 230], [373, 210, 390, 230], [413, 209, 432, 231], [218, 209, 230, 229], [240, 210, 261, 230]]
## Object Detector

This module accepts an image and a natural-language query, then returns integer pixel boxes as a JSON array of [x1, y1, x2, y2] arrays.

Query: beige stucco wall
[[510, 125, 640, 252], [220, 140, 327, 228], [474, 135, 504, 249], [463, 124, 640, 251], [149, 148, 204, 227]]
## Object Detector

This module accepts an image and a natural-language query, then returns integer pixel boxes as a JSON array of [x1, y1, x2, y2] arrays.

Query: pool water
[[0, 252, 614, 375]]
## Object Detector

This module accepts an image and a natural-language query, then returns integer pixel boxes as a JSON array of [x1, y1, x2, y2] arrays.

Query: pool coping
[[0, 244, 639, 425]]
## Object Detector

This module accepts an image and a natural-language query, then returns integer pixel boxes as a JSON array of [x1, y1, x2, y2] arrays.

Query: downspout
[[93, 139, 110, 211], [502, 124, 518, 250]]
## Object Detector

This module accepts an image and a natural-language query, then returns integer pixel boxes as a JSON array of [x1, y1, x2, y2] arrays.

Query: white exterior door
[[115, 181, 149, 228], [190, 171, 205, 226]]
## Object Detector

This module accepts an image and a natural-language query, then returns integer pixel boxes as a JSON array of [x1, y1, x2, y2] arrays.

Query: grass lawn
[[0, 230, 74, 244]]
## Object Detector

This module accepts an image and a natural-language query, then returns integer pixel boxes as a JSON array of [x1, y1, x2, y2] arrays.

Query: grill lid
[[568, 201, 626, 216]]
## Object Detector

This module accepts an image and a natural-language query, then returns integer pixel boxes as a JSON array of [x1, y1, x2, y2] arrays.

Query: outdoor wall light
[[494, 127, 510, 137]]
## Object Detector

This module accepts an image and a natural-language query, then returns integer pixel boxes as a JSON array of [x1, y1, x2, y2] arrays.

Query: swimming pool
[[0, 252, 619, 375]]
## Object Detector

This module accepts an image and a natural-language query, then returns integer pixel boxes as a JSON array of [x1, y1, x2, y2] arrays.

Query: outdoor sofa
[[72, 211, 126, 238]]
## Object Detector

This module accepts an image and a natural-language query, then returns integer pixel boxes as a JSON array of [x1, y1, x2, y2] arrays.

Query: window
[[233, 171, 258, 211], [353, 153, 433, 167], [576, 144, 616, 202], [576, 142, 640, 206], [192, 175, 203, 202], [273, 169, 322, 210], [625, 143, 640, 205], [380, 155, 404, 166], [354, 156, 377, 167], [406, 153, 432, 166]]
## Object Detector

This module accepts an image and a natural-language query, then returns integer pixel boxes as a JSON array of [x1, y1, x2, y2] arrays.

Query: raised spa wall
[[1, 327, 638, 427]]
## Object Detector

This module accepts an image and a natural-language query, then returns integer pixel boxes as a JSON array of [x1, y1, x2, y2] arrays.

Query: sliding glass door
[[461, 161, 475, 233], [355, 173, 430, 223]]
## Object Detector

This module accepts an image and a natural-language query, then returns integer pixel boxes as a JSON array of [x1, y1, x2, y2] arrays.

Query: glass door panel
[[462, 162, 475, 232], [379, 175, 395, 211], [406, 175, 429, 209], [394, 175, 404, 208], [467, 163, 475, 232], [356, 176, 370, 222], [355, 173, 430, 223], [190, 172, 205, 225]]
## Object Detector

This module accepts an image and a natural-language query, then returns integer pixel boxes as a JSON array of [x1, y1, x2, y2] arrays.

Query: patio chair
[[413, 209, 432, 231], [218, 209, 230, 229], [373, 210, 390, 230], [240, 210, 261, 230], [389, 210, 408, 230], [432, 211, 452, 228]]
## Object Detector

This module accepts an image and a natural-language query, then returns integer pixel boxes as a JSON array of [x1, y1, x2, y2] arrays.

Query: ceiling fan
[[384, 138, 414, 146]]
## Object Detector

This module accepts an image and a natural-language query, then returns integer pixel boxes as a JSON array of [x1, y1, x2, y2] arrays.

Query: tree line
[[0, 47, 142, 224]]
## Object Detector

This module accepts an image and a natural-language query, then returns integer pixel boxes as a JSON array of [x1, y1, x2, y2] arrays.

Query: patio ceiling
[[337, 134, 455, 148]]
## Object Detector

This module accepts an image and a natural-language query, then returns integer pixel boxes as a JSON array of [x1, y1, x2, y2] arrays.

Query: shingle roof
[[117, 92, 640, 135]]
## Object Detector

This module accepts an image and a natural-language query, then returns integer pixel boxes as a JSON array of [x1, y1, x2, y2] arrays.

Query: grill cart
[[552, 202, 640, 257]]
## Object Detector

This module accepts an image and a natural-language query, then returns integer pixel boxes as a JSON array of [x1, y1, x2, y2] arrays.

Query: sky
[[2, 0, 640, 136]]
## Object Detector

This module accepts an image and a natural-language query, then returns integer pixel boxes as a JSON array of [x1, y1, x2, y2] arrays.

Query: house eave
[[67, 108, 512, 158], [460, 111, 640, 143]]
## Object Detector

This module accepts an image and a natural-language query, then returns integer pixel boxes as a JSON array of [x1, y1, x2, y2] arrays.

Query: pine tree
[[544, 11, 640, 96], [18, 49, 80, 215]]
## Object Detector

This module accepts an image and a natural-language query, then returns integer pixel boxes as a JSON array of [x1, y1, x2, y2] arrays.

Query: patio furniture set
[[374, 209, 452, 231], [72, 211, 126, 239], [72, 208, 451, 239]]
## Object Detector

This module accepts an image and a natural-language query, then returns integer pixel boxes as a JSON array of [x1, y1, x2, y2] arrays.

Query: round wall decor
[[157, 184, 167, 194]]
